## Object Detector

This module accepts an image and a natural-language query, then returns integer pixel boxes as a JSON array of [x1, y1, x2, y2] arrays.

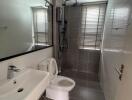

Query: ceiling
[[65, 0, 108, 5]]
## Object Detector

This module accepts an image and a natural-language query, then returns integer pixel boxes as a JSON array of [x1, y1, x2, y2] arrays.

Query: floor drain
[[17, 88, 24, 93]]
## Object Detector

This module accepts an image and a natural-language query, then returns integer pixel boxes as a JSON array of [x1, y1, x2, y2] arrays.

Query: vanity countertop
[[0, 69, 50, 100]]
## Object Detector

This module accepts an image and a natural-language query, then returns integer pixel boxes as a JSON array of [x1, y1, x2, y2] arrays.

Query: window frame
[[79, 3, 107, 50]]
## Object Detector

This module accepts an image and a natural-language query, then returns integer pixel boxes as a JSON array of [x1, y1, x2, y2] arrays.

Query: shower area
[[59, 1, 107, 75], [57, 0, 107, 99]]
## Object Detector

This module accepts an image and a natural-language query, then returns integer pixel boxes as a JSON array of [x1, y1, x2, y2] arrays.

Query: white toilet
[[38, 58, 75, 100]]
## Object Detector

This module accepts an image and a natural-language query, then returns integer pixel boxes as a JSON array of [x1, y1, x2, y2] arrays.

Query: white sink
[[0, 69, 50, 100]]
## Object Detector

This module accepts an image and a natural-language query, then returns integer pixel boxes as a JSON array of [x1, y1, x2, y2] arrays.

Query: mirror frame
[[0, 1, 54, 62]]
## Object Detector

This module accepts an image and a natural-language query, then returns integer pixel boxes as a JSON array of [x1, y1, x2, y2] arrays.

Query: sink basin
[[0, 69, 50, 100]]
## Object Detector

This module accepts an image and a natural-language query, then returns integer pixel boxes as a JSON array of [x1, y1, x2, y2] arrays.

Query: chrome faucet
[[7, 65, 20, 79]]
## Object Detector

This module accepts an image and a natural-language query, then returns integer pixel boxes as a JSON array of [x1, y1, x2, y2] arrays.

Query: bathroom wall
[[62, 6, 101, 74], [0, 0, 52, 59], [100, 0, 132, 100], [0, 47, 53, 81]]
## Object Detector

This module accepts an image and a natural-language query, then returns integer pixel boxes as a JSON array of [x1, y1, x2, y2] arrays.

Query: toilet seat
[[49, 76, 75, 91]]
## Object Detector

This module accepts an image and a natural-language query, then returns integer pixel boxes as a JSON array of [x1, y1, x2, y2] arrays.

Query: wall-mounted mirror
[[0, 0, 53, 60]]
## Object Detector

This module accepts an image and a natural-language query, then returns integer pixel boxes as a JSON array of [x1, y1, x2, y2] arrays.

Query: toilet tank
[[38, 58, 50, 71]]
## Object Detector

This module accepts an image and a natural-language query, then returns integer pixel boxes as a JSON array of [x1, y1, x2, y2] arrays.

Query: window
[[80, 4, 106, 50], [32, 6, 52, 47]]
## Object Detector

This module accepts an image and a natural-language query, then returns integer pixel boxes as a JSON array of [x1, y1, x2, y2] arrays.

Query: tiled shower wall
[[62, 6, 100, 74]]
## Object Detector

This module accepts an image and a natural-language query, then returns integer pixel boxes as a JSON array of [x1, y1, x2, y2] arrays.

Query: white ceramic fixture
[[38, 58, 75, 100], [0, 69, 50, 100]]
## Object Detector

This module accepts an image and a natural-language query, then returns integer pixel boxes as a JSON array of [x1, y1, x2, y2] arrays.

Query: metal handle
[[114, 64, 125, 81], [8, 65, 20, 72], [9, 65, 17, 69]]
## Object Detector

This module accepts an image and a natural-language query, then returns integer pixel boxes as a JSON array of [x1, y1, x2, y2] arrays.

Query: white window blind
[[80, 4, 106, 50]]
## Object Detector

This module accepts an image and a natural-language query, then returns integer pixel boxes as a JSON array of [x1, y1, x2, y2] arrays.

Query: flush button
[[17, 88, 24, 93]]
